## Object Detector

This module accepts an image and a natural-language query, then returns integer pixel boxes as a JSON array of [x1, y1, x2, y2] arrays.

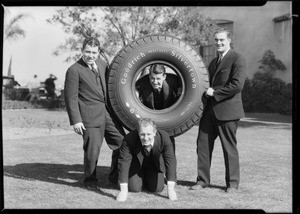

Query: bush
[[2, 87, 30, 101], [2, 100, 65, 110], [242, 50, 292, 115], [242, 72, 292, 115]]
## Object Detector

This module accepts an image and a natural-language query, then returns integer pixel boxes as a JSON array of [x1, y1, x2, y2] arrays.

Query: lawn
[[2, 109, 292, 212]]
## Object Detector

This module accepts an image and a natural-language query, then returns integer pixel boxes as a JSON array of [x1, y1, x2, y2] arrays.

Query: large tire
[[107, 34, 209, 137]]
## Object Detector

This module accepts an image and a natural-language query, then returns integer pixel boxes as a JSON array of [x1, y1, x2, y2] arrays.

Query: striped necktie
[[91, 64, 105, 99], [91, 64, 100, 84], [216, 52, 223, 69]]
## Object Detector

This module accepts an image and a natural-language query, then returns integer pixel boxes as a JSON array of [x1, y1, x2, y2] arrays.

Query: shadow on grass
[[238, 121, 291, 129], [177, 180, 195, 187], [209, 184, 227, 191], [3, 163, 117, 198], [178, 180, 226, 191], [193, 121, 291, 130]]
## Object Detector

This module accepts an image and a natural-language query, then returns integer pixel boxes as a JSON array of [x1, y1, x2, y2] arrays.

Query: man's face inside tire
[[149, 72, 166, 91]]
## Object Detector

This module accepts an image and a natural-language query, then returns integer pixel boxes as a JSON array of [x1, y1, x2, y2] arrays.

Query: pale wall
[[202, 2, 292, 83]]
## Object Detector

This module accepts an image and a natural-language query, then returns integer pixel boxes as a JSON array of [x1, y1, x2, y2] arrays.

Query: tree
[[242, 50, 291, 115], [47, 6, 217, 63], [258, 50, 286, 76], [4, 8, 31, 42], [161, 7, 218, 47], [3, 8, 31, 82]]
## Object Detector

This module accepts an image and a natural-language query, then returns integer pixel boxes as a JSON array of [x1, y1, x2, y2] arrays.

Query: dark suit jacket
[[135, 73, 181, 109], [118, 129, 177, 183], [207, 49, 247, 121], [64, 58, 108, 127]]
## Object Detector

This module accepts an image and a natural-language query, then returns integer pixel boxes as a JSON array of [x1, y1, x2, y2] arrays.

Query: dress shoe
[[225, 187, 238, 193], [84, 182, 100, 190], [85, 184, 99, 190], [190, 181, 208, 190]]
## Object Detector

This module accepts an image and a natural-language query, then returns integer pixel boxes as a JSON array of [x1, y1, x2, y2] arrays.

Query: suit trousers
[[196, 104, 240, 188], [127, 156, 164, 193], [83, 126, 105, 184], [105, 112, 126, 184], [83, 113, 124, 184]]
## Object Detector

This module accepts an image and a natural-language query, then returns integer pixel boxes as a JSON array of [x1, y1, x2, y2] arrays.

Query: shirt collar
[[219, 48, 231, 58], [154, 87, 162, 93], [142, 136, 155, 147], [82, 58, 97, 69]]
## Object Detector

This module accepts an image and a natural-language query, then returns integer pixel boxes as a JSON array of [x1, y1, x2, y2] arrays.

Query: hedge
[[2, 100, 65, 110], [242, 72, 292, 115]]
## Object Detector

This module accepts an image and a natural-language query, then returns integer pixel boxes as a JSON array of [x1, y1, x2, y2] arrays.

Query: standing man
[[116, 118, 177, 201], [45, 73, 57, 99], [64, 37, 125, 189], [194, 28, 246, 192], [26, 74, 41, 101]]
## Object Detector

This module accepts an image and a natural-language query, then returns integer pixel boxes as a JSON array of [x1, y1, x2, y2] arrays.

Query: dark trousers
[[105, 112, 125, 184], [83, 113, 124, 184], [127, 156, 164, 193], [196, 105, 240, 188], [170, 136, 175, 153]]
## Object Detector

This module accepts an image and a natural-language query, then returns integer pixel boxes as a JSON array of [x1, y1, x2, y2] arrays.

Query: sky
[[3, 6, 72, 88]]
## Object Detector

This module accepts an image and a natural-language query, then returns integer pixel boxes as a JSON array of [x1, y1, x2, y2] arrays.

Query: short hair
[[149, 64, 166, 75], [137, 118, 157, 132], [82, 37, 101, 51], [214, 27, 233, 40]]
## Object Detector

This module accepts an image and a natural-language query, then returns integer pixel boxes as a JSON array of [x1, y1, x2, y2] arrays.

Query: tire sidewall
[[108, 35, 208, 136]]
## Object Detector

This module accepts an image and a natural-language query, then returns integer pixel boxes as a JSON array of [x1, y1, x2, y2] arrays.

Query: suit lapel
[[143, 79, 170, 109], [95, 60, 107, 97], [162, 80, 170, 108], [78, 58, 105, 98], [151, 134, 161, 164], [209, 58, 218, 84], [211, 49, 233, 85], [136, 150, 144, 167], [132, 139, 144, 166], [134, 133, 161, 167], [78, 59, 97, 88], [143, 80, 155, 108]]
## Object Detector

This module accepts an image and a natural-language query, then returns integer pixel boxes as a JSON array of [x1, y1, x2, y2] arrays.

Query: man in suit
[[135, 64, 181, 110], [116, 118, 177, 201], [64, 37, 125, 189], [194, 28, 246, 193]]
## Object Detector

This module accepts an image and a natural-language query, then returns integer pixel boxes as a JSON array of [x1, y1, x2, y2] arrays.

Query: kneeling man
[[116, 118, 177, 201]]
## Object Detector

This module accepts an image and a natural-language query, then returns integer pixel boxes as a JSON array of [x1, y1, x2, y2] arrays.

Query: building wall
[[202, 1, 292, 83]]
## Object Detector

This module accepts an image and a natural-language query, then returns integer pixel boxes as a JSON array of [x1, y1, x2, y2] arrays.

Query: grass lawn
[[2, 109, 292, 211]]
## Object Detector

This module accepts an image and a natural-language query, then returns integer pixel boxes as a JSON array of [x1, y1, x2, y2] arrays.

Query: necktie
[[91, 64, 105, 99], [91, 65, 100, 85], [143, 144, 152, 156], [216, 53, 223, 69]]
